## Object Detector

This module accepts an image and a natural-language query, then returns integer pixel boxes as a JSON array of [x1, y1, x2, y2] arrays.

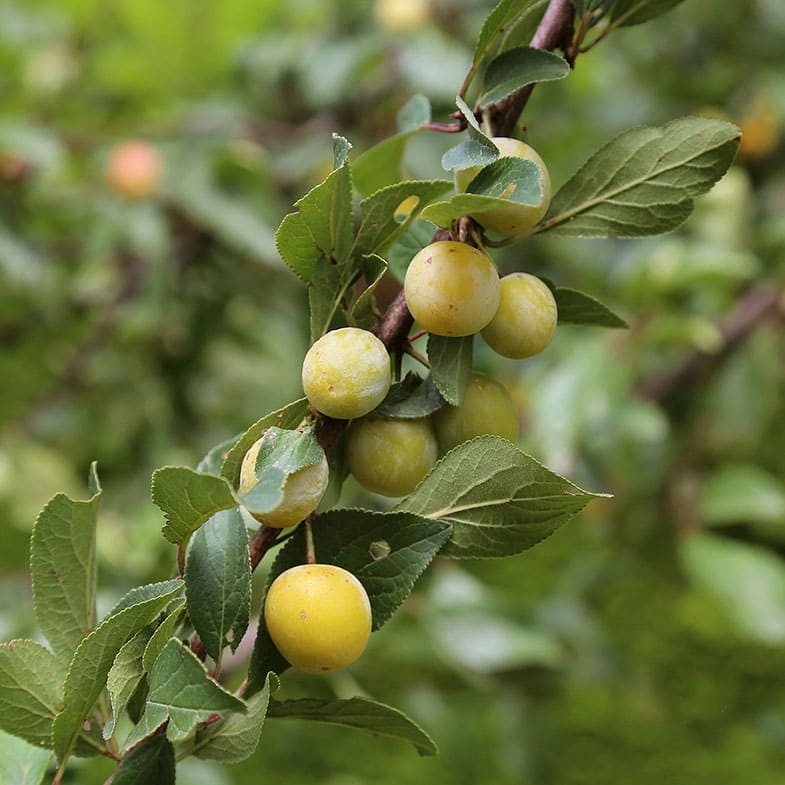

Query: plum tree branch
[[485, 0, 575, 137]]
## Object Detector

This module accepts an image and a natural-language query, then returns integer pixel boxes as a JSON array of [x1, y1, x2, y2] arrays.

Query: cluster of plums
[[248, 139, 557, 675]]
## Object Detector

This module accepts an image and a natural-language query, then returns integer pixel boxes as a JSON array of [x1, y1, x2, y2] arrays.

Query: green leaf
[[196, 434, 241, 475], [152, 467, 236, 546], [308, 254, 352, 340], [427, 334, 473, 406], [353, 96, 432, 197], [109, 579, 185, 618], [241, 427, 324, 516], [473, 0, 543, 69], [275, 211, 322, 283], [387, 219, 438, 283], [52, 580, 184, 762], [272, 509, 451, 629], [376, 372, 446, 419], [0, 640, 66, 748], [420, 193, 527, 227], [30, 471, 101, 660], [192, 672, 277, 763], [540, 117, 741, 238], [124, 639, 246, 749], [185, 508, 251, 661], [608, 0, 687, 27], [0, 730, 52, 785], [143, 601, 186, 673], [466, 157, 543, 204], [480, 46, 569, 105], [398, 436, 605, 558], [351, 254, 388, 328], [105, 628, 153, 740], [267, 697, 437, 756], [700, 464, 785, 527], [353, 180, 453, 259], [113, 733, 175, 785], [332, 133, 352, 169], [296, 164, 354, 266], [247, 509, 451, 691], [554, 287, 628, 328], [441, 97, 498, 173], [397, 94, 432, 132], [220, 399, 311, 489], [681, 534, 785, 644]]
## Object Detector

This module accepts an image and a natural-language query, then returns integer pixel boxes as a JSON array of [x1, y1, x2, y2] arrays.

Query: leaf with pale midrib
[[539, 117, 741, 238], [267, 697, 438, 756], [398, 436, 607, 558]]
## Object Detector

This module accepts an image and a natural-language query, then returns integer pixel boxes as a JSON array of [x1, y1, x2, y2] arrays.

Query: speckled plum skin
[[404, 241, 500, 337], [239, 436, 329, 527], [301, 328, 391, 419], [432, 372, 519, 453], [482, 273, 558, 359], [347, 416, 437, 497], [455, 137, 551, 236], [264, 564, 372, 674]]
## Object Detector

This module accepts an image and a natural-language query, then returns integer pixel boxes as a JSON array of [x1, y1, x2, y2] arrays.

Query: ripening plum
[[482, 273, 557, 359], [404, 241, 500, 337], [347, 415, 437, 497], [455, 137, 551, 236], [302, 328, 392, 420], [432, 372, 519, 453], [264, 564, 372, 673], [239, 435, 329, 528], [106, 139, 164, 199]]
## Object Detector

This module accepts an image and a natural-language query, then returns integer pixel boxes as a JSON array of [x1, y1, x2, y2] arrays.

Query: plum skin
[[404, 241, 500, 337], [264, 564, 372, 674], [482, 273, 558, 359], [347, 415, 438, 497], [302, 328, 392, 420]]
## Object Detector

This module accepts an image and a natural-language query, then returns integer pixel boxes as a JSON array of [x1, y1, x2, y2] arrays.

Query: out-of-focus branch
[[639, 284, 783, 405]]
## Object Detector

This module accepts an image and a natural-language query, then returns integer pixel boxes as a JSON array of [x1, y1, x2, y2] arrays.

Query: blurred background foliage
[[1, 0, 785, 782]]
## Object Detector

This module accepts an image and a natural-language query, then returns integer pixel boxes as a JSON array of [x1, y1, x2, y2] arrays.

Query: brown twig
[[639, 284, 783, 405], [484, 0, 575, 137]]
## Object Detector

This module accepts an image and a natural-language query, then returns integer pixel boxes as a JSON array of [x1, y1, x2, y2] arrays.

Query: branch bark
[[485, 0, 575, 137]]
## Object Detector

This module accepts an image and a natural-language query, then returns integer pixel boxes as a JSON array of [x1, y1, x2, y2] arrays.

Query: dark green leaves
[[267, 697, 437, 756], [185, 508, 252, 661], [152, 467, 236, 546], [0, 640, 66, 748], [113, 733, 175, 785], [30, 465, 101, 660], [124, 639, 246, 748], [442, 97, 498, 173], [275, 144, 353, 282], [473, 0, 544, 70], [52, 580, 184, 762], [193, 672, 277, 763], [241, 427, 324, 516], [554, 287, 628, 328], [376, 373, 446, 419], [540, 117, 741, 238], [480, 46, 569, 105], [353, 180, 452, 259], [399, 436, 605, 558], [423, 158, 544, 227], [427, 334, 473, 406], [220, 399, 310, 488]]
